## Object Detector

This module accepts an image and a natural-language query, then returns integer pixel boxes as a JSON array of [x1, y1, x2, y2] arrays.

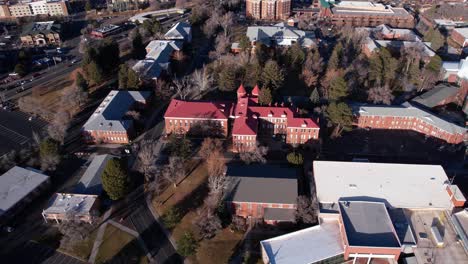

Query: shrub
[[177, 231, 198, 257], [287, 152, 304, 165], [162, 207, 182, 229]]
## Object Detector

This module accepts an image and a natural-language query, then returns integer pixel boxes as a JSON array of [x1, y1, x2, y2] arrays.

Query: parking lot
[[0, 109, 48, 156]]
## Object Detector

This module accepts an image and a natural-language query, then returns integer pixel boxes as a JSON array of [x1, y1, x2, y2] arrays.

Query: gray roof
[[74, 154, 114, 195], [373, 40, 435, 57], [263, 208, 296, 221], [22, 21, 60, 36], [352, 102, 466, 134], [454, 27, 468, 38], [83, 90, 150, 132], [246, 25, 315, 47], [388, 208, 416, 245], [339, 201, 401, 248], [412, 84, 460, 108], [0, 166, 49, 216], [164, 22, 191, 42], [225, 164, 298, 204], [133, 40, 181, 80], [43, 193, 98, 216], [331, 2, 411, 17]]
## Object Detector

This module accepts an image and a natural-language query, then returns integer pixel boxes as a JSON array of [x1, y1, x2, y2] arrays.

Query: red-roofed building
[[164, 85, 320, 151]]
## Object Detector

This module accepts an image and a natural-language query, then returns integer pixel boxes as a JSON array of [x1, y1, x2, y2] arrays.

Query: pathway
[[88, 209, 113, 263]]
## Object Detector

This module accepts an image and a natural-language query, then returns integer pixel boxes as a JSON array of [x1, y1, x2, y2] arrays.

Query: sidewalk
[[88, 209, 113, 263]]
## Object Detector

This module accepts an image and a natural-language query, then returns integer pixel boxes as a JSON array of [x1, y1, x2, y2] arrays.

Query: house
[[90, 24, 122, 39], [412, 83, 467, 108], [20, 21, 61, 46], [132, 40, 182, 80], [164, 22, 192, 43], [82, 90, 150, 144], [261, 218, 344, 264], [452, 27, 468, 47], [246, 24, 316, 48], [313, 161, 465, 211], [352, 102, 466, 144], [225, 164, 298, 224], [164, 85, 320, 151], [74, 154, 115, 195], [42, 193, 100, 223], [0, 166, 50, 224], [319, 0, 415, 28], [441, 58, 468, 83], [246, 0, 291, 20]]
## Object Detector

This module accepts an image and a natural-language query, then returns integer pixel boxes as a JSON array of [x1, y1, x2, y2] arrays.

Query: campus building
[[224, 164, 298, 224], [261, 161, 467, 264], [353, 102, 466, 144], [0, 0, 69, 18], [441, 59, 468, 84], [452, 27, 468, 48], [246, 23, 316, 48], [164, 85, 320, 151], [82, 90, 150, 144], [20, 21, 61, 46], [90, 24, 122, 39], [246, 0, 291, 20], [42, 193, 100, 223], [412, 83, 468, 109], [319, 0, 415, 28], [0, 167, 51, 225]]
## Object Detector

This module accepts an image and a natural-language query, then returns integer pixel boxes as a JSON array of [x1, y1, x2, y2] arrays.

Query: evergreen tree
[[258, 87, 273, 105], [127, 68, 139, 89], [328, 77, 348, 101], [380, 48, 398, 84], [328, 42, 343, 70], [261, 60, 284, 91], [238, 35, 251, 52], [131, 32, 146, 60], [177, 232, 198, 257], [408, 60, 421, 85], [218, 67, 236, 91], [152, 20, 162, 35], [75, 72, 88, 91], [309, 88, 320, 104], [326, 102, 353, 137], [85, 0, 92, 11], [86, 62, 103, 84], [424, 28, 444, 51], [14, 63, 27, 77], [118, 64, 129, 89], [285, 43, 305, 71], [287, 152, 304, 165], [102, 158, 129, 200], [39, 138, 59, 159], [425, 55, 442, 74]]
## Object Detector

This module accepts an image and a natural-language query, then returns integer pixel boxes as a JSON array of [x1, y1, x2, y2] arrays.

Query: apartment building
[[0, 0, 69, 18], [164, 85, 320, 151], [246, 0, 291, 20], [20, 21, 61, 46]]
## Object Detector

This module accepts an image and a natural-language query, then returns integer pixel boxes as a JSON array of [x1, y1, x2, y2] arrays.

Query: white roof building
[[261, 219, 344, 264], [164, 22, 192, 43], [42, 193, 99, 223], [313, 161, 456, 210], [246, 23, 316, 48]]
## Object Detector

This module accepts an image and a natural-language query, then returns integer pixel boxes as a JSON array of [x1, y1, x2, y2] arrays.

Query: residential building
[[82, 90, 150, 144], [441, 59, 468, 83], [319, 0, 415, 28], [225, 164, 298, 224], [0, 0, 69, 18], [362, 37, 435, 60], [247, 23, 316, 48], [20, 21, 61, 46], [74, 154, 115, 195], [90, 24, 122, 39], [164, 22, 192, 43], [452, 27, 468, 47], [412, 83, 467, 108], [358, 24, 421, 42], [246, 0, 291, 20], [353, 102, 466, 144], [164, 85, 320, 151], [42, 193, 100, 223], [0, 166, 50, 224]]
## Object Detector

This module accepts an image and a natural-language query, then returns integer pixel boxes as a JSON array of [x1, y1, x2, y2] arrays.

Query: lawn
[[196, 228, 244, 264], [95, 224, 146, 264]]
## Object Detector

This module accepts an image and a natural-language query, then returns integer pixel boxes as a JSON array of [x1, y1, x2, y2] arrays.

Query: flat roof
[[225, 164, 298, 204], [454, 27, 468, 38], [0, 166, 49, 216], [263, 208, 296, 221], [43, 193, 98, 216], [261, 219, 344, 264], [313, 161, 454, 209], [93, 24, 120, 34], [339, 201, 401, 248]]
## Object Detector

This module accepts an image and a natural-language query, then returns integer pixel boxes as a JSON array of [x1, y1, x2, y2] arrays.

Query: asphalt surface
[[0, 109, 48, 156], [4, 241, 84, 264]]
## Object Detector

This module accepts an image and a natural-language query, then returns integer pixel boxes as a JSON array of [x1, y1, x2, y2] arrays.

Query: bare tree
[[162, 156, 185, 188], [137, 141, 159, 182], [210, 34, 231, 59], [194, 207, 222, 239], [203, 9, 221, 36], [191, 66, 213, 93], [367, 86, 394, 105], [58, 213, 94, 251], [125, 110, 141, 122], [239, 144, 268, 164], [295, 195, 318, 225], [230, 215, 247, 232], [219, 12, 234, 37], [172, 76, 193, 100], [199, 138, 223, 160]]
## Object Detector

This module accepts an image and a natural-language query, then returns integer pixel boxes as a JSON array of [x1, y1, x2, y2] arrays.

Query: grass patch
[[95, 225, 141, 263], [196, 228, 244, 264]]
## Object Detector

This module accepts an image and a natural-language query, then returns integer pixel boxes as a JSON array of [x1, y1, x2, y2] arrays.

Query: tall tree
[[261, 60, 284, 91], [127, 68, 139, 88], [218, 67, 236, 91], [86, 62, 103, 84], [102, 158, 129, 200], [285, 43, 305, 71], [258, 87, 273, 105], [424, 28, 444, 51], [328, 42, 343, 70], [75, 72, 88, 91], [118, 64, 129, 89], [39, 138, 60, 171], [238, 35, 251, 52], [295, 196, 318, 225], [328, 77, 348, 101], [309, 88, 320, 104], [131, 31, 146, 60], [367, 86, 394, 105], [326, 102, 353, 137]]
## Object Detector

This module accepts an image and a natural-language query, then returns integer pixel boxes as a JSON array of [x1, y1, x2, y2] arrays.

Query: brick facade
[[228, 201, 296, 219], [452, 29, 468, 47], [246, 0, 291, 20]]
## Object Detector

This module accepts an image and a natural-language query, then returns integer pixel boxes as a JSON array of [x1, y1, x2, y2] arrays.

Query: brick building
[[353, 102, 466, 144], [452, 27, 468, 47], [42, 193, 100, 224], [246, 0, 291, 20], [0, 0, 69, 18], [412, 83, 468, 109], [224, 164, 298, 224], [319, 0, 415, 28], [82, 90, 150, 144], [164, 85, 320, 151], [20, 21, 61, 46]]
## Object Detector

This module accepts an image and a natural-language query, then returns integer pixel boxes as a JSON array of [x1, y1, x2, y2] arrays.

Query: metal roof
[[83, 90, 150, 132], [412, 84, 460, 108], [339, 201, 401, 248], [263, 208, 296, 221], [225, 164, 298, 204], [261, 219, 343, 264], [352, 102, 466, 134], [74, 154, 114, 195], [164, 22, 191, 42], [0, 166, 49, 216], [314, 161, 454, 209]]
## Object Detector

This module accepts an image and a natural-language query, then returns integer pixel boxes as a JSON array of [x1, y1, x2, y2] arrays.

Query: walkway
[[88, 209, 113, 263]]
